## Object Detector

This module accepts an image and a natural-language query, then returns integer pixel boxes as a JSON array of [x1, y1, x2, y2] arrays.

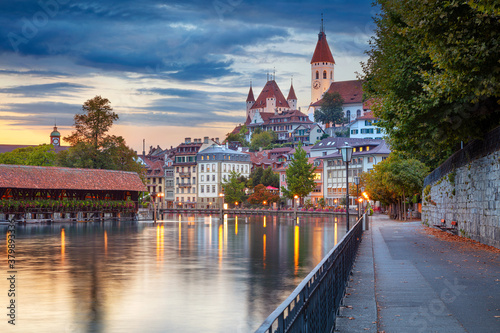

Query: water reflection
[[0, 214, 348, 332]]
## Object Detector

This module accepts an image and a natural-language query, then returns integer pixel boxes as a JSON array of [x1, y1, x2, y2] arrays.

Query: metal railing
[[255, 217, 363, 333]]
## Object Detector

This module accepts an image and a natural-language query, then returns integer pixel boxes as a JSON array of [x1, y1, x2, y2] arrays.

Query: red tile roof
[[251, 80, 290, 110], [287, 83, 297, 100], [311, 32, 335, 64], [356, 111, 378, 120], [246, 86, 255, 102], [0, 164, 146, 191], [311, 80, 363, 107]]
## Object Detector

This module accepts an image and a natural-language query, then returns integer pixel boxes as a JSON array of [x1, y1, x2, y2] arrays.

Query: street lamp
[[219, 192, 224, 217], [340, 144, 353, 232], [354, 176, 360, 220], [358, 197, 363, 219]]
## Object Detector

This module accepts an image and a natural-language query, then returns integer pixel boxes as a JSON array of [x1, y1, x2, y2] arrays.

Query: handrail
[[255, 216, 363, 333]]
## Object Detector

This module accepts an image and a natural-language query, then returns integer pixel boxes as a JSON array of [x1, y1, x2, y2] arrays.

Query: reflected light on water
[[263, 234, 267, 269], [156, 224, 164, 262], [61, 227, 65, 261], [104, 230, 108, 255], [263, 216, 266, 228], [235, 216, 238, 235], [294, 225, 299, 275], [334, 222, 338, 246], [218, 224, 223, 267]]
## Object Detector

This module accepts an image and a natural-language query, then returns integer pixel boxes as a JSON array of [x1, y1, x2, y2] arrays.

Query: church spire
[[287, 79, 297, 101], [311, 16, 335, 64], [246, 82, 255, 102]]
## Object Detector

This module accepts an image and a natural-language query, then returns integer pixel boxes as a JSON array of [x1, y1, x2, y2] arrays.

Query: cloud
[[0, 82, 90, 97], [0, 69, 70, 76]]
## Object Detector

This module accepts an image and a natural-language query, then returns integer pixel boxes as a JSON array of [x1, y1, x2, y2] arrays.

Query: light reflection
[[294, 225, 299, 275], [157, 224, 164, 262], [235, 216, 238, 235], [263, 234, 267, 269], [296, 217, 300, 224], [61, 227, 65, 262], [104, 230, 108, 255], [178, 216, 182, 251], [263, 216, 266, 228], [218, 224, 223, 267], [334, 222, 338, 246]]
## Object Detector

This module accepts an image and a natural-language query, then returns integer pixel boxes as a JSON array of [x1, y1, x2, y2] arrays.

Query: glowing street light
[[340, 144, 353, 232]]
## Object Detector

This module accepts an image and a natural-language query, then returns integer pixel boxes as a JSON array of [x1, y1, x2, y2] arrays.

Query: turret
[[246, 83, 255, 118], [287, 80, 298, 110]]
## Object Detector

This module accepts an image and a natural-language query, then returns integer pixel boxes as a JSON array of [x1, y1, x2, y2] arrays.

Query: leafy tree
[[249, 131, 276, 151], [221, 171, 246, 206], [362, 154, 429, 220], [281, 143, 316, 200], [261, 166, 279, 188], [248, 166, 264, 187], [362, 0, 500, 169], [62, 96, 143, 175], [0, 144, 56, 166], [225, 124, 249, 146], [247, 184, 279, 205], [314, 92, 345, 126]]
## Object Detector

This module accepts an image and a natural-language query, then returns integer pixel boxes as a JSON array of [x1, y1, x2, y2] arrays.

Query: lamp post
[[151, 192, 158, 223], [354, 176, 360, 220], [358, 197, 363, 219], [340, 145, 353, 232]]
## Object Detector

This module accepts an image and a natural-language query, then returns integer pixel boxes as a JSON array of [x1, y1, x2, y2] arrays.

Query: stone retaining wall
[[422, 149, 500, 249]]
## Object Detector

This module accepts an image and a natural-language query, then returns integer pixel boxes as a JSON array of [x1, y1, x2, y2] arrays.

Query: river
[[0, 213, 349, 332]]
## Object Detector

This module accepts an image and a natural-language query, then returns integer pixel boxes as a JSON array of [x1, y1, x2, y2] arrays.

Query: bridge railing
[[255, 216, 364, 333]]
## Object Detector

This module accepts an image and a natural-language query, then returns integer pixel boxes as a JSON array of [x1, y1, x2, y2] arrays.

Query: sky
[[0, 0, 377, 153]]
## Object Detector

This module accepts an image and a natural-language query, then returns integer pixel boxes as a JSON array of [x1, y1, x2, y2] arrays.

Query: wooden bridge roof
[[0, 164, 146, 192]]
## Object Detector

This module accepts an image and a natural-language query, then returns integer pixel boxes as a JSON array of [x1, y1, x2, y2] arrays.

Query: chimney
[[215, 137, 219, 143], [204, 136, 209, 144], [185, 137, 191, 144]]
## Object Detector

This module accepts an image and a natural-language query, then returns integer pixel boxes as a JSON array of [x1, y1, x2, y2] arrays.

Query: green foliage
[[448, 171, 456, 186], [362, 0, 500, 169], [249, 131, 276, 151], [61, 96, 144, 176], [221, 171, 247, 206], [261, 166, 279, 188], [281, 143, 316, 199], [314, 92, 345, 126], [362, 153, 429, 205], [0, 199, 135, 213], [0, 144, 56, 166], [225, 124, 249, 146]]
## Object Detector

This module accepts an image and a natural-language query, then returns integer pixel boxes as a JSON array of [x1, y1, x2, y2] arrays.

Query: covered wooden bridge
[[0, 164, 146, 219]]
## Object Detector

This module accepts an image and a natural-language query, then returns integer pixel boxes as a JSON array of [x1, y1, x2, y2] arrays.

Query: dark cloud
[[0, 101, 80, 126], [0, 82, 89, 97]]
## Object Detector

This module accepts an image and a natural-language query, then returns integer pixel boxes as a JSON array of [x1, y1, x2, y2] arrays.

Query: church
[[242, 19, 377, 143]]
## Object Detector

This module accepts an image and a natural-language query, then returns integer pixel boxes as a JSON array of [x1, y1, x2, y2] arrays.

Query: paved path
[[336, 214, 500, 333]]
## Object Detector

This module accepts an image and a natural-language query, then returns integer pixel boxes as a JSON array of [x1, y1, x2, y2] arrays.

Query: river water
[[0, 214, 349, 332]]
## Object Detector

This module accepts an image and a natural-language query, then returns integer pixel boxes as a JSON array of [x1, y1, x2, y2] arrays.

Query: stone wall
[[422, 149, 500, 249]]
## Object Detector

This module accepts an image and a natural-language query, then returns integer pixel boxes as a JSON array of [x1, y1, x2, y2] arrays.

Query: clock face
[[52, 138, 59, 145], [313, 80, 321, 89]]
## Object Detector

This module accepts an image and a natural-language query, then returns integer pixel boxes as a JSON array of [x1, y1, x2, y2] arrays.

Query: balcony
[[178, 183, 193, 188], [179, 172, 191, 178]]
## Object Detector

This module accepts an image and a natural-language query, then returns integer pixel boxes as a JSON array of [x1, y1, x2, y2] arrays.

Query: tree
[[0, 144, 56, 166], [221, 171, 246, 206], [225, 124, 248, 146], [362, 154, 429, 220], [362, 0, 500, 169], [248, 166, 264, 188], [249, 130, 276, 151], [314, 92, 345, 127], [261, 166, 279, 188], [62, 96, 143, 175], [247, 184, 279, 205], [281, 143, 316, 200]]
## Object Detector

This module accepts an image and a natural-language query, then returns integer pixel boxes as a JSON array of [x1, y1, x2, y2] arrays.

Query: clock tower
[[50, 126, 61, 146], [311, 17, 335, 104]]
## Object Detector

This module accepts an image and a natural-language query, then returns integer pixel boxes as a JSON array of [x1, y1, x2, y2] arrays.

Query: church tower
[[287, 79, 297, 110], [311, 17, 335, 104], [50, 125, 60, 146]]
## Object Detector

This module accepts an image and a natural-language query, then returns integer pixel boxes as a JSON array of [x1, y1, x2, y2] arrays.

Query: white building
[[320, 140, 391, 207], [196, 144, 251, 208], [349, 111, 385, 139]]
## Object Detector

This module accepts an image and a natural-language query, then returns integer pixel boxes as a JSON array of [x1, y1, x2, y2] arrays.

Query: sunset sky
[[0, 0, 376, 152]]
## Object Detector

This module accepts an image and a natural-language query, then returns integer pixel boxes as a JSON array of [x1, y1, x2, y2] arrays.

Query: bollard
[[363, 213, 370, 231]]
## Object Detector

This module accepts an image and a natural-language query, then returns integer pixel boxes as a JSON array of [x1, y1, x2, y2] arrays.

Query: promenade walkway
[[336, 214, 500, 333]]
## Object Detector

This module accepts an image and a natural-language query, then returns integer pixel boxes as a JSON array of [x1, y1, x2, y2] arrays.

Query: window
[[365, 120, 372, 126], [207, 165, 210, 172], [181, 188, 184, 194], [212, 175, 215, 181], [176, 167, 179, 172], [357, 109, 361, 118], [368, 157, 374, 163], [176, 188, 179, 193], [201, 175, 204, 182], [212, 185, 216, 193], [201, 186, 204, 193], [212, 164, 215, 171], [330, 71, 333, 79], [346, 110, 351, 120], [193, 177, 196, 184], [224, 164, 226, 172], [193, 166, 196, 172], [187, 187, 190, 193], [201, 164, 204, 172], [376, 128, 382, 134], [323, 70, 327, 79], [176, 177, 179, 184], [315, 71, 319, 79]]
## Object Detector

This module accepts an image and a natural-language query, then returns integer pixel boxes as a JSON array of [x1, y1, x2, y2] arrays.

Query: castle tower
[[311, 17, 335, 104], [246, 83, 255, 119], [287, 79, 298, 110]]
